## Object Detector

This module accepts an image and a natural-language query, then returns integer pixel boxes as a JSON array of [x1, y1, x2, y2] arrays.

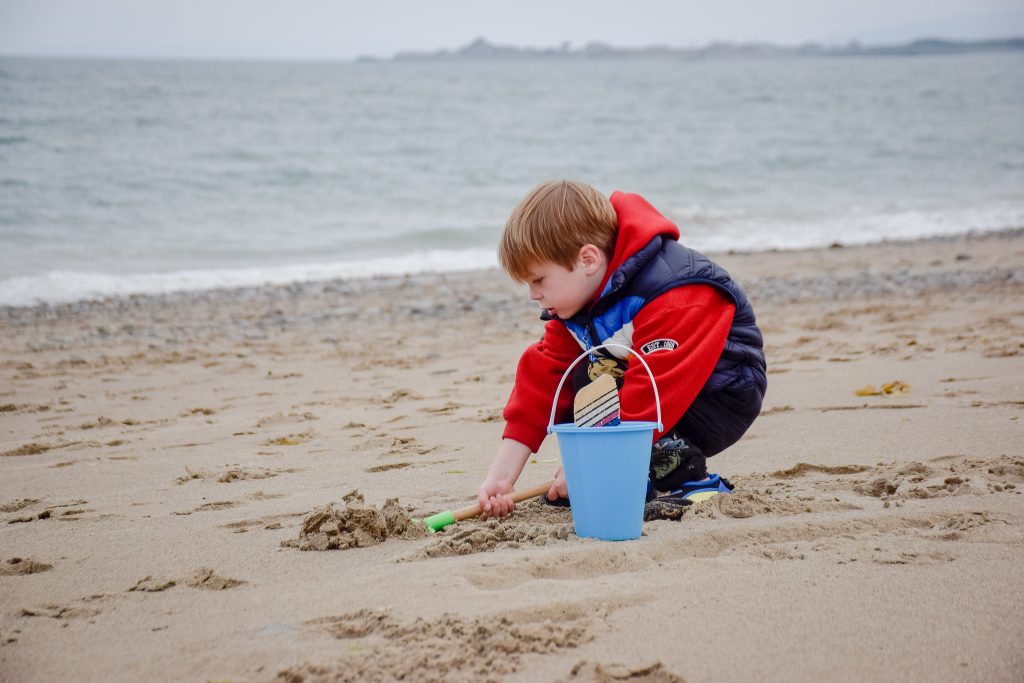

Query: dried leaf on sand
[[855, 380, 911, 396]]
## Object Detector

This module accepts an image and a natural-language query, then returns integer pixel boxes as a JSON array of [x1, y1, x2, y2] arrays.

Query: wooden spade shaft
[[421, 479, 555, 532]]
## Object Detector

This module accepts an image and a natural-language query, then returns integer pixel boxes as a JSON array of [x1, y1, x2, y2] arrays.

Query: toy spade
[[420, 372, 621, 534], [573, 373, 621, 427], [419, 479, 555, 533]]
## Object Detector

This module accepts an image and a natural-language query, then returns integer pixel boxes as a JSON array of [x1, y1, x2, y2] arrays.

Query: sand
[[282, 490, 426, 551], [1, 229, 1023, 682]]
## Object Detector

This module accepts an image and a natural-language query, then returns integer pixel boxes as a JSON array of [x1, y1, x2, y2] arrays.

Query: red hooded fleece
[[501, 192, 735, 452]]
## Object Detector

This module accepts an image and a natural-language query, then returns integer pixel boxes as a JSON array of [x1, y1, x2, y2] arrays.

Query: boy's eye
[[531, 278, 543, 286]]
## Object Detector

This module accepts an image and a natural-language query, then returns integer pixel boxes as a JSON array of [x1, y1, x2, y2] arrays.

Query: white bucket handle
[[546, 343, 663, 433]]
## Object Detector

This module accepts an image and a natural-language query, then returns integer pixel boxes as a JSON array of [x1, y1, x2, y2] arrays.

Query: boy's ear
[[577, 244, 606, 274]]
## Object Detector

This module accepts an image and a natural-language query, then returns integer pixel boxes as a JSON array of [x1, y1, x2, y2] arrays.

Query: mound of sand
[[283, 490, 426, 551], [0, 557, 53, 576]]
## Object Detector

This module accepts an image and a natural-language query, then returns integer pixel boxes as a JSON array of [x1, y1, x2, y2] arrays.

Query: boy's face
[[525, 246, 607, 320]]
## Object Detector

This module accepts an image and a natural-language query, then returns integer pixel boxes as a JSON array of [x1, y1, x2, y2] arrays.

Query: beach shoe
[[671, 473, 735, 503], [643, 474, 735, 521]]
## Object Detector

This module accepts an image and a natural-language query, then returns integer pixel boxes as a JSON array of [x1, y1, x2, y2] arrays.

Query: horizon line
[[2, 33, 1021, 64]]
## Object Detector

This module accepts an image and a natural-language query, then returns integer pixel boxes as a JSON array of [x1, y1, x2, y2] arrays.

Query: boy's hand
[[478, 438, 533, 518], [477, 479, 516, 518], [546, 466, 568, 501]]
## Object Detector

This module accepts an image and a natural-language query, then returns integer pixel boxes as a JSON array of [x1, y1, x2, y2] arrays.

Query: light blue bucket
[[547, 343, 663, 541]]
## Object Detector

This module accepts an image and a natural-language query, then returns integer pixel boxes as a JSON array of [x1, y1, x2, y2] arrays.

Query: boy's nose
[[529, 286, 541, 301]]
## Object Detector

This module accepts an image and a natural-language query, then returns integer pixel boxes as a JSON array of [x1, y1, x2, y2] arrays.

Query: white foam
[[3, 202, 1022, 308], [674, 202, 1024, 253], [0, 248, 498, 308]]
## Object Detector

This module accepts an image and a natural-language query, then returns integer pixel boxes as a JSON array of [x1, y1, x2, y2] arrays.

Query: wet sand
[[1, 230, 1023, 682]]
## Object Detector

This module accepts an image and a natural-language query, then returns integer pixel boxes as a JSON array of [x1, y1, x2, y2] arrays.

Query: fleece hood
[[606, 192, 680, 273], [586, 191, 681, 303]]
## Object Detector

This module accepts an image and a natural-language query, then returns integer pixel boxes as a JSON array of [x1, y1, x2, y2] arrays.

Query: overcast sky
[[2, 0, 1023, 60]]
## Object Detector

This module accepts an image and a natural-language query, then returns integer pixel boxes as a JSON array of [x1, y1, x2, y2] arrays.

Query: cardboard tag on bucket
[[573, 374, 621, 427]]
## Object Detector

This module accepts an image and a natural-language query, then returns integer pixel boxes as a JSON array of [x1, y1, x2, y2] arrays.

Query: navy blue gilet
[[551, 235, 767, 398]]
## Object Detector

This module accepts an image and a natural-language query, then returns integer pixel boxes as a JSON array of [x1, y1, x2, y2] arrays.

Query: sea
[[1, 52, 1023, 307]]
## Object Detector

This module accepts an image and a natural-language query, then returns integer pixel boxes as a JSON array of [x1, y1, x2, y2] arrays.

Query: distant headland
[[366, 36, 1024, 62]]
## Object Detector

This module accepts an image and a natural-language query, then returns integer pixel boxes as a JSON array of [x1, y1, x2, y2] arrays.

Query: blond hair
[[498, 180, 617, 283]]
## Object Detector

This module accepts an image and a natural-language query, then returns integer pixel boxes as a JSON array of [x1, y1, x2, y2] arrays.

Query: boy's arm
[[477, 321, 581, 517], [477, 437, 532, 517], [621, 284, 735, 440], [501, 319, 583, 453]]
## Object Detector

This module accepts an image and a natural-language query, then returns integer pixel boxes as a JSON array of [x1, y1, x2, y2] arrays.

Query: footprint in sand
[[222, 512, 305, 533], [559, 661, 686, 683], [366, 462, 414, 473], [654, 509, 1002, 568], [0, 499, 40, 514], [19, 604, 101, 620], [458, 408, 502, 423], [418, 401, 463, 415], [6, 499, 90, 524], [179, 407, 216, 417], [288, 602, 595, 682], [378, 389, 421, 405], [254, 411, 319, 428], [366, 459, 453, 474], [0, 403, 51, 414], [760, 405, 795, 416], [1, 557, 53, 576], [686, 488, 862, 519], [266, 371, 303, 381], [128, 567, 247, 592], [1, 441, 64, 457], [172, 500, 242, 515], [77, 416, 118, 430], [358, 434, 436, 458], [128, 576, 177, 592], [463, 546, 653, 590], [384, 436, 436, 457], [175, 465, 302, 484], [816, 403, 926, 412], [184, 567, 248, 590]]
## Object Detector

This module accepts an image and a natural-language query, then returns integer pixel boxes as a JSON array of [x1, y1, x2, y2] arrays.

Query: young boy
[[477, 180, 766, 519]]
